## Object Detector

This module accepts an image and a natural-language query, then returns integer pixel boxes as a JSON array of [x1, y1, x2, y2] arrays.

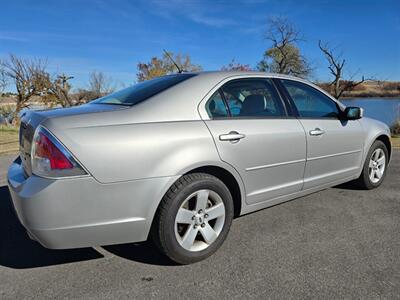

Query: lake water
[[1, 98, 400, 127], [341, 98, 400, 127]]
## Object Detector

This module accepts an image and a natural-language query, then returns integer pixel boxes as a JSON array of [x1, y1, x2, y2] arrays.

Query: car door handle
[[219, 131, 246, 142], [309, 128, 325, 136]]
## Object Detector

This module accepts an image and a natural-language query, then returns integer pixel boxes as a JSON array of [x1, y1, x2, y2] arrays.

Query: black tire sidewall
[[362, 140, 388, 189], [161, 175, 234, 264]]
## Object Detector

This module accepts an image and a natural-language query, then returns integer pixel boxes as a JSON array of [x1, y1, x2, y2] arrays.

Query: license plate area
[[19, 119, 33, 177]]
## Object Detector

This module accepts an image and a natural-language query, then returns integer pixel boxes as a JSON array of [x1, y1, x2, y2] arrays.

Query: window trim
[[278, 78, 343, 120], [272, 78, 297, 117], [204, 77, 290, 120], [204, 89, 231, 119], [218, 88, 232, 117]]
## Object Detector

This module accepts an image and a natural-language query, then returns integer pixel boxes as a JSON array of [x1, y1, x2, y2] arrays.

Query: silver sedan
[[8, 71, 392, 264]]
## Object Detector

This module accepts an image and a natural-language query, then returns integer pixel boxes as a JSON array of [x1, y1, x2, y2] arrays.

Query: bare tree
[[89, 71, 113, 98], [73, 88, 98, 104], [0, 61, 7, 94], [258, 17, 311, 77], [1, 54, 48, 122], [69, 71, 114, 104], [318, 40, 368, 99], [43, 74, 74, 107]]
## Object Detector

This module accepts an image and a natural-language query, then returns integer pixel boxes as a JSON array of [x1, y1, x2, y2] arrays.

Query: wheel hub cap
[[194, 213, 204, 225]]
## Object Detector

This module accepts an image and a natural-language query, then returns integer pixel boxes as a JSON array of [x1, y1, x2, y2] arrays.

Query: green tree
[[137, 52, 202, 82], [258, 17, 311, 78]]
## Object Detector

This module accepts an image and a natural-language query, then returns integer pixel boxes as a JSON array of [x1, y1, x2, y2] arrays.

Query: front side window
[[92, 74, 196, 106], [221, 79, 285, 118], [281, 79, 339, 118]]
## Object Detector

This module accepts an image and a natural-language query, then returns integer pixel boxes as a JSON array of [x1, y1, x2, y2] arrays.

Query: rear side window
[[281, 79, 339, 118], [92, 74, 196, 106], [206, 91, 229, 118], [221, 79, 285, 118]]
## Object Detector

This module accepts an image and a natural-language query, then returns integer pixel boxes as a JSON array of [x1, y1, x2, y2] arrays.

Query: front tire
[[151, 173, 234, 264], [355, 140, 388, 189]]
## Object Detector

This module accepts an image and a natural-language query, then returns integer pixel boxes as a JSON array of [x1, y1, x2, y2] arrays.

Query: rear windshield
[[91, 73, 196, 106]]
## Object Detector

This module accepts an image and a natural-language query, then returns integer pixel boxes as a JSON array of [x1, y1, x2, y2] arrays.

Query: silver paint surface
[[8, 71, 391, 249]]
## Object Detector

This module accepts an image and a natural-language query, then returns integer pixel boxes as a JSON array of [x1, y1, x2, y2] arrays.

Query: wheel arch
[[375, 134, 392, 162], [153, 162, 245, 222], [184, 165, 243, 217]]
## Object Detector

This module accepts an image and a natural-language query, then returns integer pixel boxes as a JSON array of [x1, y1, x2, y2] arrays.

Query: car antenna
[[163, 49, 184, 73]]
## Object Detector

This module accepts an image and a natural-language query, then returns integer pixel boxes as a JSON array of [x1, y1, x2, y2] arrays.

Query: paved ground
[[0, 152, 399, 299]]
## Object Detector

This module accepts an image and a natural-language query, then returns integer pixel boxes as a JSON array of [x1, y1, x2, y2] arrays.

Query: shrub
[[382, 82, 400, 92], [391, 120, 400, 136], [350, 83, 367, 91], [0, 105, 16, 125]]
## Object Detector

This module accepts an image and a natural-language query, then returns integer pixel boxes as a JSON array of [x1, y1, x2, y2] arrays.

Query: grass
[[392, 136, 400, 149], [0, 125, 19, 155]]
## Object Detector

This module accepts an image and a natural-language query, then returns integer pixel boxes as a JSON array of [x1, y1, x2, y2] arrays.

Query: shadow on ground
[[0, 185, 177, 269], [0, 185, 103, 269], [333, 180, 366, 190], [0, 172, 373, 270], [103, 243, 177, 266]]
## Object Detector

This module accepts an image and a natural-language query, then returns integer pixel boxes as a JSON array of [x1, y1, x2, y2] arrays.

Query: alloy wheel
[[174, 189, 226, 252], [368, 148, 386, 184]]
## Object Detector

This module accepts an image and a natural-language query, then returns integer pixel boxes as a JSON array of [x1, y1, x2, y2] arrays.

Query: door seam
[[296, 118, 308, 191]]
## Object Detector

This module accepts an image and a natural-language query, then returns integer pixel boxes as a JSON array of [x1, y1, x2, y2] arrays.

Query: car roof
[[103, 71, 343, 124], [186, 70, 303, 82]]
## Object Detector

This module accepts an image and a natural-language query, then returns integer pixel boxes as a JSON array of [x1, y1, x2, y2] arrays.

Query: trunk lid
[[19, 104, 127, 176]]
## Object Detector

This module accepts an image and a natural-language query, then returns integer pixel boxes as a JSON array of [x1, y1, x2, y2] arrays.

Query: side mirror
[[343, 106, 363, 120]]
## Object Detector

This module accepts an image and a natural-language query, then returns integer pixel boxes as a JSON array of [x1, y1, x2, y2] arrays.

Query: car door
[[278, 79, 364, 190], [203, 78, 307, 205]]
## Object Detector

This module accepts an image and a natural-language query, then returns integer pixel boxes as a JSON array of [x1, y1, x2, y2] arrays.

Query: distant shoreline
[[317, 80, 400, 99], [341, 96, 400, 100]]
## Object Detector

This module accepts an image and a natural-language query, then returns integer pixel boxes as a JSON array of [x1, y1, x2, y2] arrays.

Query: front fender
[[358, 117, 392, 171]]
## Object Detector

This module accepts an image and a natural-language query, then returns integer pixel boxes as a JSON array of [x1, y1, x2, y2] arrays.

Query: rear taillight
[[31, 126, 86, 178], [34, 132, 73, 169]]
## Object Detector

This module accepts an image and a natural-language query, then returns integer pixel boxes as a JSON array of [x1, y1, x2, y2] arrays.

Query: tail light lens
[[31, 126, 87, 178]]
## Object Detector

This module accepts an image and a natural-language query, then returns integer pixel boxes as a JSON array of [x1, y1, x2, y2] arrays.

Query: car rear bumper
[[7, 158, 179, 249]]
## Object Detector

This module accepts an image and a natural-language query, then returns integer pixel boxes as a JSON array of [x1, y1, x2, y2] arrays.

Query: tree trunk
[[12, 97, 24, 126], [335, 78, 340, 99]]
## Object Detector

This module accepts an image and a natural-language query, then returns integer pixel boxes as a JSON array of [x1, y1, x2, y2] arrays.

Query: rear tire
[[151, 173, 234, 264], [355, 140, 388, 189]]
